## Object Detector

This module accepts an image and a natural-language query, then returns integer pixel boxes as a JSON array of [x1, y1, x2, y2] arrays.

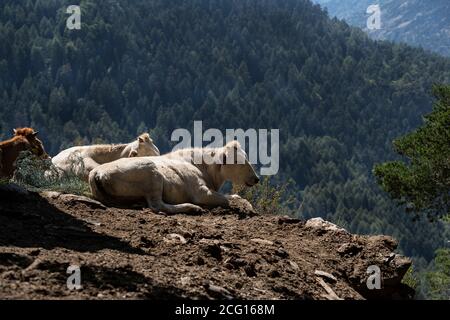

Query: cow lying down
[[51, 133, 160, 181], [89, 141, 260, 214]]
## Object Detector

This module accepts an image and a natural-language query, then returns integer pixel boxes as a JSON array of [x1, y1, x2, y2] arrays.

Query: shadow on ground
[[0, 185, 143, 254]]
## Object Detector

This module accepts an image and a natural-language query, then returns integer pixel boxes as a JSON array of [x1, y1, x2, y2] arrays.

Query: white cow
[[51, 133, 160, 181], [89, 141, 259, 214]]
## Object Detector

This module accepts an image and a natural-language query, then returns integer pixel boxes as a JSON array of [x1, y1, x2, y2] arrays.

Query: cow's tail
[[88, 170, 111, 205]]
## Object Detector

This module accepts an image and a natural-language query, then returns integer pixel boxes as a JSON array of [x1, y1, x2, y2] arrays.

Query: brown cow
[[0, 127, 49, 179]]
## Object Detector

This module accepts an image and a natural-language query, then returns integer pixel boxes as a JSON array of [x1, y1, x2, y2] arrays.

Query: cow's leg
[[82, 158, 100, 181], [145, 196, 203, 215], [193, 186, 235, 208], [128, 147, 138, 157], [141, 174, 201, 214], [158, 201, 204, 214]]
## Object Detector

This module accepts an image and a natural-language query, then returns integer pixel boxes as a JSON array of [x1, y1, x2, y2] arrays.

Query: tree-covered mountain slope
[[0, 0, 449, 267], [313, 0, 450, 57]]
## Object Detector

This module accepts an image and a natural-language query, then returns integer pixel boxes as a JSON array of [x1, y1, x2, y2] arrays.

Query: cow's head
[[129, 133, 160, 157], [219, 141, 260, 187], [13, 128, 50, 159]]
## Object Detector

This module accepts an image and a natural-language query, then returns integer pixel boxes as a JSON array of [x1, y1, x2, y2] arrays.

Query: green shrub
[[402, 266, 419, 292], [424, 249, 450, 300], [12, 151, 90, 196], [233, 176, 298, 215]]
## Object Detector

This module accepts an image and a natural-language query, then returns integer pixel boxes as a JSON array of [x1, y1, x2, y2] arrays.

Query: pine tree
[[374, 85, 450, 220]]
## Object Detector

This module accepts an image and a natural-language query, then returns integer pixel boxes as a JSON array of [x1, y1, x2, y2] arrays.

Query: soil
[[0, 184, 414, 300]]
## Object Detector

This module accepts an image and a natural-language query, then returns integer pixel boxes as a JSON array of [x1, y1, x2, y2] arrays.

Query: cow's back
[[52, 145, 105, 169], [52, 146, 83, 166], [52, 145, 125, 167]]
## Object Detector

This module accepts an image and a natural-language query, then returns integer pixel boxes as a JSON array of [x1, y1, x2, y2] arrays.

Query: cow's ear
[[13, 129, 17, 135], [138, 136, 144, 143], [32, 131, 39, 137]]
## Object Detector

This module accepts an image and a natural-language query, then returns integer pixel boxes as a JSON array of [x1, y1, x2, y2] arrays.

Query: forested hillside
[[0, 0, 449, 285], [313, 0, 450, 57]]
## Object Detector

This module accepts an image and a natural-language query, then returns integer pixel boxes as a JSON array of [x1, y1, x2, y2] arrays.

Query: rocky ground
[[0, 183, 413, 300]]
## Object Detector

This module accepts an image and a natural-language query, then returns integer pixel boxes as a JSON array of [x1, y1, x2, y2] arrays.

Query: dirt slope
[[0, 183, 413, 300]]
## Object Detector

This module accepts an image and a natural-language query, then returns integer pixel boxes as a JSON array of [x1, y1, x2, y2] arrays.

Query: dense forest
[[0, 0, 449, 298]]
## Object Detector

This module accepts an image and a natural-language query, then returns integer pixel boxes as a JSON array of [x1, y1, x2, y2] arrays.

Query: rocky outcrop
[[0, 184, 413, 299]]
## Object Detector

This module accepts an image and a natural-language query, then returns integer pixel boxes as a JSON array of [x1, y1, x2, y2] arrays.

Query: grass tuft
[[12, 151, 90, 196]]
